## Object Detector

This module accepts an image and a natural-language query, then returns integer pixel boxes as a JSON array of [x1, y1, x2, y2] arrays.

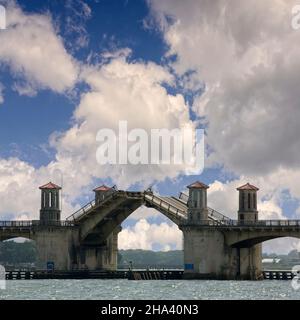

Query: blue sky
[[0, 0, 165, 165], [1, 0, 300, 253]]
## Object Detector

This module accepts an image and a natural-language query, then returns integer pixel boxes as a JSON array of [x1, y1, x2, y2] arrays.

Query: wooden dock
[[5, 270, 128, 280], [128, 270, 184, 280], [4, 269, 298, 280], [262, 270, 297, 280]]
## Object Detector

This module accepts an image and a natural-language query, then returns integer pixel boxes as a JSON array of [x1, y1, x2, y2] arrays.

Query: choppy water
[[0, 280, 300, 300]]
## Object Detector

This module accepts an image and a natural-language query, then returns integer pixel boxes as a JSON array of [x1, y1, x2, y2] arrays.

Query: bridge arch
[[0, 233, 33, 242], [117, 205, 184, 269], [229, 232, 300, 248], [76, 191, 185, 244], [119, 206, 183, 247], [0, 237, 38, 269]]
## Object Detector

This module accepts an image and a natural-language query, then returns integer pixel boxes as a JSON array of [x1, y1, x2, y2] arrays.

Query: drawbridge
[[65, 188, 232, 240]]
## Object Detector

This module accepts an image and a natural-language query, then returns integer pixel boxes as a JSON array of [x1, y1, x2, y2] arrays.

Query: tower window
[[241, 192, 245, 210], [43, 192, 46, 208], [248, 193, 251, 210]]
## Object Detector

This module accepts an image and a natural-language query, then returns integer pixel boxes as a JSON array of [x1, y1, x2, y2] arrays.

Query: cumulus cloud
[[0, 50, 197, 224], [51, 54, 196, 189], [208, 178, 285, 220], [64, 0, 92, 50], [148, 0, 300, 176], [0, 157, 79, 220], [118, 219, 182, 250], [0, 1, 79, 96]]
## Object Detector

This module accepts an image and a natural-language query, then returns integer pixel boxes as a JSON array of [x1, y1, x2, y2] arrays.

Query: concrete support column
[[181, 226, 263, 280], [182, 227, 232, 279], [79, 227, 121, 271], [238, 244, 262, 280]]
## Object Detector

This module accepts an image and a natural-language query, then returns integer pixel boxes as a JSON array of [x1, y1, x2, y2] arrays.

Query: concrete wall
[[31, 225, 120, 271], [32, 227, 78, 271], [182, 226, 262, 280]]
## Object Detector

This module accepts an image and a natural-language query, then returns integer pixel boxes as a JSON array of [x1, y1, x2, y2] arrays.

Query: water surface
[[0, 279, 299, 300]]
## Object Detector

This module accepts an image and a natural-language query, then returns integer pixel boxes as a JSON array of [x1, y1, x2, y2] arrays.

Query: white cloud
[[127, 206, 161, 220], [264, 238, 300, 255], [51, 54, 196, 189], [0, 83, 4, 104], [0, 157, 78, 220], [118, 219, 182, 250], [12, 81, 37, 97], [64, 0, 92, 50], [148, 0, 300, 176], [0, 1, 79, 96], [208, 178, 285, 220]]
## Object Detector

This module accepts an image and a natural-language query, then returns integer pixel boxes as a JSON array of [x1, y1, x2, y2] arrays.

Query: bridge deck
[[180, 219, 300, 229]]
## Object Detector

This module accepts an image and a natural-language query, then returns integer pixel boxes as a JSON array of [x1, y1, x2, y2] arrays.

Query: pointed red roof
[[93, 185, 112, 192], [39, 182, 61, 190], [237, 183, 259, 191], [187, 181, 209, 189]]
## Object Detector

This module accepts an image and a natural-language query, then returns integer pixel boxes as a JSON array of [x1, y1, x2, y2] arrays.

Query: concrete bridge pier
[[182, 228, 262, 280], [182, 228, 231, 279], [33, 226, 120, 272], [182, 181, 263, 280], [78, 228, 120, 271], [33, 226, 76, 271], [237, 244, 262, 280]]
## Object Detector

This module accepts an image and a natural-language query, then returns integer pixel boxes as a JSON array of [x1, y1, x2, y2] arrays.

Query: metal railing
[[0, 221, 32, 227], [0, 220, 75, 228], [207, 208, 232, 222], [179, 192, 189, 202], [66, 186, 118, 221], [144, 193, 186, 221], [66, 199, 96, 221], [181, 219, 300, 227]]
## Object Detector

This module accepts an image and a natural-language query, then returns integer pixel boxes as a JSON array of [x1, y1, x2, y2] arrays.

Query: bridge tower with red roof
[[39, 182, 61, 222]]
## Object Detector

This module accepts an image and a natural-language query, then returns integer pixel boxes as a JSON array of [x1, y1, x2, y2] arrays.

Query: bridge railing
[[181, 219, 300, 227], [0, 220, 75, 227], [66, 186, 118, 221], [0, 221, 33, 227], [32, 220, 75, 227], [207, 208, 233, 222], [66, 200, 96, 221], [144, 192, 186, 221], [178, 192, 189, 203]]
